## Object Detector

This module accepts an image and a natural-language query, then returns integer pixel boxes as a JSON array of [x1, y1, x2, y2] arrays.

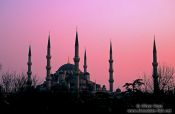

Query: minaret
[[83, 49, 90, 81], [109, 41, 114, 92], [74, 30, 80, 92], [83, 49, 87, 73], [46, 34, 52, 90], [152, 37, 159, 94], [27, 45, 32, 86]]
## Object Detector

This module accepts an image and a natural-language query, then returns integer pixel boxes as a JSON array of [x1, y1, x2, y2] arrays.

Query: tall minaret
[[83, 49, 87, 73], [152, 37, 159, 94], [109, 41, 114, 92], [46, 34, 52, 90], [27, 45, 32, 86], [74, 30, 80, 92]]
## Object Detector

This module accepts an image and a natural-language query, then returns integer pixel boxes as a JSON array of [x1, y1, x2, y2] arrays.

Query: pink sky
[[0, 0, 175, 90]]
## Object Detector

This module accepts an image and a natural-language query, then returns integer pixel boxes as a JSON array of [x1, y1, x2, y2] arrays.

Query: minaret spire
[[83, 49, 87, 73], [46, 33, 52, 90], [75, 29, 79, 47], [110, 41, 112, 59], [153, 36, 157, 53], [109, 41, 114, 92], [74, 29, 80, 93], [152, 37, 159, 94], [48, 33, 51, 48], [27, 45, 32, 86]]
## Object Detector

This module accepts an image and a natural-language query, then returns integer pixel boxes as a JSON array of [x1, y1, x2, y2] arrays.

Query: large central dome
[[55, 63, 82, 74], [58, 63, 75, 72]]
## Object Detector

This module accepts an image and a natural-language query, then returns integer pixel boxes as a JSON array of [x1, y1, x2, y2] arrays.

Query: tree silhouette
[[123, 79, 144, 92], [0, 72, 38, 93], [132, 79, 144, 91], [158, 65, 175, 92], [143, 65, 175, 93], [123, 83, 132, 92]]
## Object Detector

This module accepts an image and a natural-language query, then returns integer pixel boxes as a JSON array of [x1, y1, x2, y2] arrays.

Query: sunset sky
[[0, 0, 175, 90]]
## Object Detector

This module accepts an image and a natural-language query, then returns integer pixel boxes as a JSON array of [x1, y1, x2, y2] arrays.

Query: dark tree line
[[0, 72, 39, 93], [141, 65, 175, 93]]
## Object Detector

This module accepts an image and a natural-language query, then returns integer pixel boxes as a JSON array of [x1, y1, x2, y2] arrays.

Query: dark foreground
[[0, 89, 174, 114]]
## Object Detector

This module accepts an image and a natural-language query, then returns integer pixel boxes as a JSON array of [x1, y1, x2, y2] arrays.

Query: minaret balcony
[[109, 69, 113, 72], [74, 57, 80, 62], [27, 71, 32, 75], [152, 62, 158, 66], [109, 60, 113, 63], [27, 62, 32, 65], [46, 55, 51, 59], [46, 66, 51, 70], [109, 79, 114, 83]]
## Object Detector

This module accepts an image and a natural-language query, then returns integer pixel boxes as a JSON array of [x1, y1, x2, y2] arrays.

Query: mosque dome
[[56, 63, 82, 74], [58, 63, 75, 72]]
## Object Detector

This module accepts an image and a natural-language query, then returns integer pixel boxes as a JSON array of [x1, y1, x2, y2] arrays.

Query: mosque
[[26, 30, 114, 93], [26, 30, 159, 94]]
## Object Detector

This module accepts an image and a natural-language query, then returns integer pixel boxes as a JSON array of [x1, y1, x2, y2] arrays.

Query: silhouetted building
[[115, 88, 121, 93], [102, 85, 107, 91], [27, 46, 32, 86], [73, 30, 80, 93], [46, 34, 52, 90], [152, 37, 160, 94], [109, 41, 114, 92], [84, 50, 90, 81], [36, 30, 101, 92]]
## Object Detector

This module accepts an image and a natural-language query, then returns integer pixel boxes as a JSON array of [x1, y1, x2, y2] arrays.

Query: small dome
[[116, 88, 121, 93]]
